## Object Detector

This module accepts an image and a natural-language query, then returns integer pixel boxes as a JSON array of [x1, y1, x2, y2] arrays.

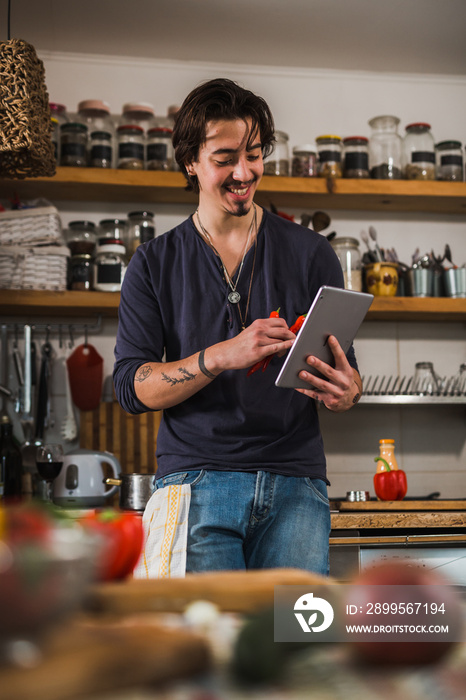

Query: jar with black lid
[[403, 122, 435, 180], [316, 135, 342, 178], [146, 128, 174, 170], [65, 220, 97, 256], [117, 125, 144, 169], [69, 254, 93, 291], [435, 140, 463, 181], [90, 130, 113, 168], [368, 115, 402, 179], [127, 211, 155, 257], [343, 136, 369, 178], [60, 123, 88, 167]]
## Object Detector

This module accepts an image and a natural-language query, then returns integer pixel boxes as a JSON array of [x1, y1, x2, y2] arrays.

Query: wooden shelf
[[1, 168, 466, 213], [1, 290, 465, 321]]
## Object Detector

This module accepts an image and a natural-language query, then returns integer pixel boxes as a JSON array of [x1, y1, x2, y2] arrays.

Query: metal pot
[[106, 473, 155, 511]]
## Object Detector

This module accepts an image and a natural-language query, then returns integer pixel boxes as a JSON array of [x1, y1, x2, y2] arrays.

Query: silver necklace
[[196, 204, 256, 305]]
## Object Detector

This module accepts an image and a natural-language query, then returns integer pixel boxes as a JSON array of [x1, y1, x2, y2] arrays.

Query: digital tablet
[[275, 286, 373, 390]]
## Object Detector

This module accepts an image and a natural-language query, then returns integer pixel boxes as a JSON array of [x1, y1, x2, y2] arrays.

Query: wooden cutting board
[[87, 568, 335, 616], [80, 401, 162, 475]]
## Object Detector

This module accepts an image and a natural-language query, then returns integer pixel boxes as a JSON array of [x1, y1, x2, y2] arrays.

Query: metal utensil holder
[[360, 373, 466, 404]]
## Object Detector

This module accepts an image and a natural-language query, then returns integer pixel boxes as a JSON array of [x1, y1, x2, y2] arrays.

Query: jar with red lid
[[120, 102, 157, 133], [98, 218, 128, 246], [403, 122, 435, 180], [343, 136, 369, 178], [146, 128, 174, 170], [117, 125, 145, 169]]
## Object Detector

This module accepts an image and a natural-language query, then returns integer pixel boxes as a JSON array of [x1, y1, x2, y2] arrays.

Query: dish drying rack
[[359, 374, 466, 405]]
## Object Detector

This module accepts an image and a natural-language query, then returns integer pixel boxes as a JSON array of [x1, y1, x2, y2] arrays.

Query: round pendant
[[228, 290, 241, 304]]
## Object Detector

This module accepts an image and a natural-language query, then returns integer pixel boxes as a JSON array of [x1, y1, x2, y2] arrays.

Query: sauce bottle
[[375, 438, 398, 472]]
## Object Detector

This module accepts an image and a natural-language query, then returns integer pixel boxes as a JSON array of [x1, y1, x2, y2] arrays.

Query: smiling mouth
[[224, 179, 256, 196]]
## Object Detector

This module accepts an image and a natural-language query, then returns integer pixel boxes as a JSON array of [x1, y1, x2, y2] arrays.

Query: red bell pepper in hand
[[373, 458, 408, 501], [247, 309, 280, 376], [81, 508, 144, 581]]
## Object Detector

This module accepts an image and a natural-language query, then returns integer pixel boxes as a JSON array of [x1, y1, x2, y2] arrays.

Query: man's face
[[188, 118, 263, 217]]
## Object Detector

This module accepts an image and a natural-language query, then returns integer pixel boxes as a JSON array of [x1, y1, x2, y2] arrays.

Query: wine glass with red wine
[[36, 444, 64, 503]]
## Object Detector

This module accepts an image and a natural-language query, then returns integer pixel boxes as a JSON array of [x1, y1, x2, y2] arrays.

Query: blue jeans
[[154, 469, 330, 576]]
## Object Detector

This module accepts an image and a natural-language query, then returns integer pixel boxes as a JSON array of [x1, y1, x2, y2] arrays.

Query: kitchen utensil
[[61, 357, 78, 442], [106, 473, 155, 511], [364, 262, 398, 296], [53, 449, 120, 508], [311, 210, 331, 233], [0, 324, 9, 420], [406, 267, 434, 297], [66, 343, 104, 411], [346, 490, 370, 502], [34, 340, 52, 443], [444, 267, 466, 298], [19, 325, 36, 472], [368, 225, 383, 261]]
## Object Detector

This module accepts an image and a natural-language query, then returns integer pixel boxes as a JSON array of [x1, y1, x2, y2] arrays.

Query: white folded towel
[[133, 483, 191, 578]]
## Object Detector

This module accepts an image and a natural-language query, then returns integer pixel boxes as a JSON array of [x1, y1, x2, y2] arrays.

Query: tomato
[[81, 509, 144, 581]]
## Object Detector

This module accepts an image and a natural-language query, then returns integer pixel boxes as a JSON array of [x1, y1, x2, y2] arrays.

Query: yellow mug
[[365, 262, 398, 297]]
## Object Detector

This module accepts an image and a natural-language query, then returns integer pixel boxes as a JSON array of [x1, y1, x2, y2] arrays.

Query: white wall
[[5, 51, 465, 498]]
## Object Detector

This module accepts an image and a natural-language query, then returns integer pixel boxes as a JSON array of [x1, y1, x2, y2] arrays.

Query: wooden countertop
[[330, 500, 466, 530]]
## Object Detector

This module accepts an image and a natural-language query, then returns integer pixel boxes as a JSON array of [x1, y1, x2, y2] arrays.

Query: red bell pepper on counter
[[81, 508, 144, 581], [373, 458, 408, 501]]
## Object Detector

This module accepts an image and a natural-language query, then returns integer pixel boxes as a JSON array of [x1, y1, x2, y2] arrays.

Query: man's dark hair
[[172, 78, 276, 193]]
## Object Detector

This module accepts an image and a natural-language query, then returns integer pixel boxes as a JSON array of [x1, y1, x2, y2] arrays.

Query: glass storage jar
[[50, 103, 70, 162], [77, 100, 115, 166], [60, 123, 88, 167], [120, 102, 157, 133], [69, 254, 93, 291], [117, 125, 145, 169], [368, 115, 403, 179], [435, 140, 463, 181], [291, 144, 317, 177], [98, 219, 128, 247], [146, 128, 174, 170], [403, 122, 435, 180], [316, 135, 342, 178], [65, 220, 97, 256], [264, 130, 290, 176], [342, 136, 369, 178], [127, 211, 155, 257], [89, 130, 113, 168], [330, 237, 362, 291], [93, 243, 127, 292]]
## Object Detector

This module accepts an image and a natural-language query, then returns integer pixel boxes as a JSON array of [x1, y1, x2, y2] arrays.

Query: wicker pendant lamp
[[0, 32, 56, 179]]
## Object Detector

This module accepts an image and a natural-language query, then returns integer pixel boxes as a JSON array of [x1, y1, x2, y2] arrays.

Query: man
[[113, 78, 362, 576]]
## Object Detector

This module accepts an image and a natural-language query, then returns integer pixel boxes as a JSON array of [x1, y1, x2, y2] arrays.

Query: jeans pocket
[[155, 469, 205, 491], [303, 477, 330, 505]]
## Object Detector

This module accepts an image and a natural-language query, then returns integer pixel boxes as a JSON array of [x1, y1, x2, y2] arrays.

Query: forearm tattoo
[[161, 367, 196, 386], [135, 365, 153, 382]]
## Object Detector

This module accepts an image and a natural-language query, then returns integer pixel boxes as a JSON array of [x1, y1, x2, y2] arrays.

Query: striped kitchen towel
[[133, 484, 191, 578]]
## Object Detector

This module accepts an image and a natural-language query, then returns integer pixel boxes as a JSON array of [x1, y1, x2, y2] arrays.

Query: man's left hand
[[295, 335, 362, 412]]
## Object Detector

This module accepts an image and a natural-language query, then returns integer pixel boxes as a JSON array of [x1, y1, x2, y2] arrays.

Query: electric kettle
[[53, 449, 120, 508]]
